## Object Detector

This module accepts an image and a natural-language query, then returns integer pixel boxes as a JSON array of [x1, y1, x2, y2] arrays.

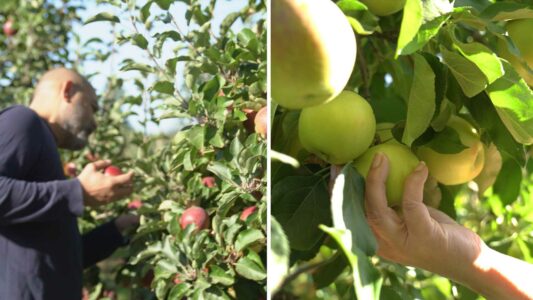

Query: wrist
[[464, 244, 533, 300]]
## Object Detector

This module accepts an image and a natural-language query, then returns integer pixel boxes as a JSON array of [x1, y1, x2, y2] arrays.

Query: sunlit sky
[[71, 0, 251, 135]]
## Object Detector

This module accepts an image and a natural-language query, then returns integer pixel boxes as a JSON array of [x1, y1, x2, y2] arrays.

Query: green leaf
[[424, 126, 468, 154], [207, 162, 236, 185], [209, 265, 235, 286], [321, 226, 383, 300], [155, 0, 173, 10], [235, 256, 266, 281], [450, 28, 504, 84], [186, 126, 205, 150], [131, 34, 149, 50], [331, 165, 377, 255], [464, 93, 526, 167], [493, 158, 523, 206], [337, 0, 379, 35], [152, 81, 175, 95], [272, 175, 331, 251], [441, 47, 487, 97], [396, 0, 453, 56], [312, 252, 348, 289], [269, 217, 290, 294], [84, 12, 120, 25], [486, 61, 533, 145], [402, 53, 436, 146], [140, 1, 154, 23], [235, 229, 265, 252], [480, 2, 533, 21]]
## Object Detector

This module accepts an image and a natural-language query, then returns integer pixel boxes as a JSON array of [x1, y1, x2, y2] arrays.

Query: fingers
[[402, 161, 433, 235], [111, 170, 134, 185], [88, 160, 112, 171], [365, 153, 402, 236]]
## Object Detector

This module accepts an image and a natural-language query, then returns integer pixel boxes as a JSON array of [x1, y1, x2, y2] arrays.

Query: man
[[0, 68, 137, 299]]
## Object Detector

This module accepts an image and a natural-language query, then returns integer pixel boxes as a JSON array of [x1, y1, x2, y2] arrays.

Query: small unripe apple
[[3, 18, 17, 37], [299, 91, 376, 165], [180, 206, 209, 230], [104, 165, 122, 176], [240, 205, 257, 221], [254, 107, 267, 138], [353, 143, 420, 207], [128, 199, 143, 210], [201, 176, 216, 188], [63, 162, 78, 177]]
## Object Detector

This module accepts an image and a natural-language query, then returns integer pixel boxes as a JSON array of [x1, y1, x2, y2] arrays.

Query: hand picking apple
[[365, 153, 533, 299]]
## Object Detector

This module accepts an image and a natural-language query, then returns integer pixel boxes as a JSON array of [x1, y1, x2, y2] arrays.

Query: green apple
[[359, 0, 406, 16], [498, 18, 533, 86], [416, 116, 485, 186], [353, 143, 420, 207], [474, 143, 502, 196], [299, 91, 376, 164], [272, 0, 356, 109]]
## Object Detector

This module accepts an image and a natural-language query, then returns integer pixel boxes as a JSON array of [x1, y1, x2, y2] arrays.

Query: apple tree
[[81, 0, 267, 299], [271, 0, 533, 299]]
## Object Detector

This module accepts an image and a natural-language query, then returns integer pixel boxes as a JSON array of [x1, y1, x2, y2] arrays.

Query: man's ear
[[63, 80, 75, 102]]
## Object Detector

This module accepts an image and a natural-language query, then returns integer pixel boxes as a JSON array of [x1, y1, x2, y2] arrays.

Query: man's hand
[[77, 160, 134, 207]]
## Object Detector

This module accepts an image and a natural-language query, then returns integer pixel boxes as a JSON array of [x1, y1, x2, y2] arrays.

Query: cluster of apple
[[272, 0, 492, 207]]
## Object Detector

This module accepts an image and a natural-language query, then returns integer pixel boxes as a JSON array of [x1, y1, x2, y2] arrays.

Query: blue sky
[[72, 0, 251, 135]]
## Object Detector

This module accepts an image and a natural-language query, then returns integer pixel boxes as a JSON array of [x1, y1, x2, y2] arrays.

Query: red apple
[[180, 206, 209, 230], [254, 106, 267, 138], [240, 205, 257, 221], [128, 199, 143, 210], [3, 19, 16, 37], [104, 165, 122, 176], [63, 162, 78, 177], [242, 108, 257, 133], [201, 176, 216, 188], [173, 274, 182, 284]]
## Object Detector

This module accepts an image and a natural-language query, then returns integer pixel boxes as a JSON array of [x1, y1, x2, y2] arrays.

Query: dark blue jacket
[[0, 106, 126, 300]]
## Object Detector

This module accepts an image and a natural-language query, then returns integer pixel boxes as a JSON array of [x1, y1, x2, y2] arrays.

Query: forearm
[[465, 244, 533, 300], [0, 176, 84, 224]]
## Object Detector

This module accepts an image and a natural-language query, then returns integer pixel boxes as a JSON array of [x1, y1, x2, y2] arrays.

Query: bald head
[[30, 68, 98, 150]]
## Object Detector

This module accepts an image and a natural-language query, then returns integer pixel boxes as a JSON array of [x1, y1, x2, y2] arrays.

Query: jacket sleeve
[[0, 177, 84, 225], [82, 220, 129, 268]]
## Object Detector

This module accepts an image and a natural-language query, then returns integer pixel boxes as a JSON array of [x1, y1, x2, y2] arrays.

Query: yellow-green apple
[[353, 143, 419, 207], [272, 0, 356, 109], [359, 0, 406, 16], [498, 18, 533, 86], [474, 143, 502, 196], [299, 91, 376, 164], [416, 116, 485, 185], [254, 106, 267, 138], [180, 206, 209, 230]]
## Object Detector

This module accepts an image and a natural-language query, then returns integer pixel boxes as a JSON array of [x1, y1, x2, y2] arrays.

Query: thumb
[[402, 161, 432, 236]]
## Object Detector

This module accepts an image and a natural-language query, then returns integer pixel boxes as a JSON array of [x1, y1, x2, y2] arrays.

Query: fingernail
[[372, 153, 383, 169], [415, 161, 426, 172]]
